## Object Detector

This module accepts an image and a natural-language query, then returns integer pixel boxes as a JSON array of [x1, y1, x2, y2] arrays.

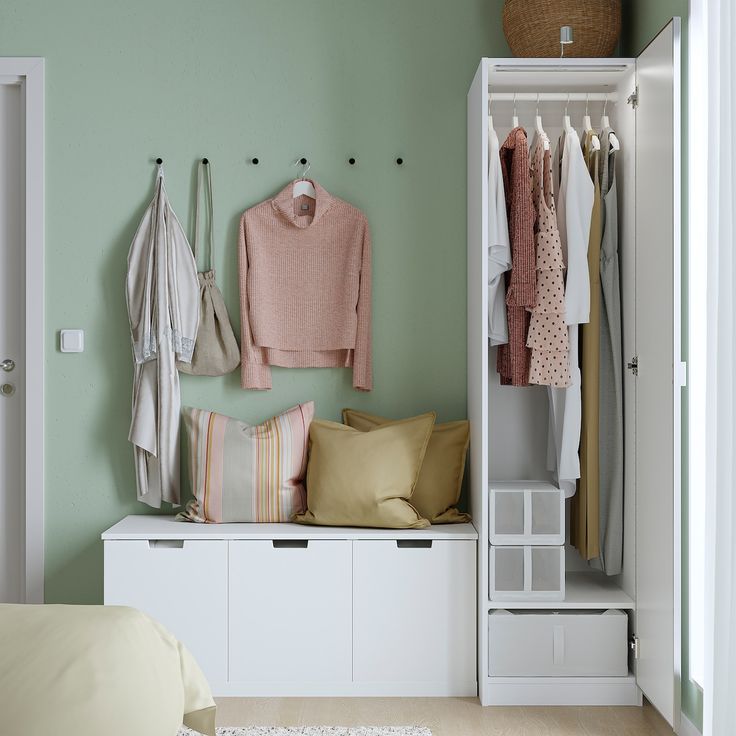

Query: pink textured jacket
[[238, 181, 372, 391], [497, 127, 536, 386]]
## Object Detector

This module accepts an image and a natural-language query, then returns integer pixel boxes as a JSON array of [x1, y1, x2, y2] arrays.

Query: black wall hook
[[396, 157, 404, 165], [155, 157, 163, 165], [299, 157, 308, 165], [251, 157, 259, 165], [202, 157, 209, 165], [348, 157, 356, 165]]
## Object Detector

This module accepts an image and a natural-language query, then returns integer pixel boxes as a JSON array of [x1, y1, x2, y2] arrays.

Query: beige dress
[[527, 134, 570, 388], [572, 131, 602, 560]]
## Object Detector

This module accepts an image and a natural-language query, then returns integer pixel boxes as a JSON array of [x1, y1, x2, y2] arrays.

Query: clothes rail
[[489, 93, 616, 102]]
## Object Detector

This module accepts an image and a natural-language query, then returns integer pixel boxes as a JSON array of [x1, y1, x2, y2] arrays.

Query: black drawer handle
[[396, 540, 433, 549], [148, 540, 184, 549], [272, 540, 309, 549]]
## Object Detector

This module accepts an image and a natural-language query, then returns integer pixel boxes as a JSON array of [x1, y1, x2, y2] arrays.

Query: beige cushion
[[294, 413, 436, 529], [342, 409, 471, 524]]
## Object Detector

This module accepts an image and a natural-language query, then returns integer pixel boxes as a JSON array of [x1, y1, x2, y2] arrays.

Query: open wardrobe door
[[633, 18, 683, 728]]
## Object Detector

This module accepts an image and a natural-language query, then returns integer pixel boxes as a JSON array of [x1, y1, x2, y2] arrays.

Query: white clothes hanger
[[292, 159, 316, 199], [512, 93, 519, 128], [488, 95, 494, 132], [583, 94, 601, 151], [600, 95, 621, 151], [535, 94, 550, 151], [583, 94, 594, 133], [563, 93, 575, 134]]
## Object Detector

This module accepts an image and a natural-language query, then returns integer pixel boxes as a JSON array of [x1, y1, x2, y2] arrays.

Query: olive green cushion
[[294, 413, 435, 529], [342, 409, 471, 524]]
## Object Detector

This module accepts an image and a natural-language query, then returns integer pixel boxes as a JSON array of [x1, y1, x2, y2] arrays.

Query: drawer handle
[[148, 540, 184, 549], [553, 625, 565, 665], [272, 540, 309, 549], [396, 540, 433, 549]]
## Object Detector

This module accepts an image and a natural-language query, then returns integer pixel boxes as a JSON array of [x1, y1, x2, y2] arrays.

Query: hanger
[[583, 94, 601, 151], [488, 95, 494, 132], [512, 93, 519, 128], [600, 94, 621, 151], [534, 94, 550, 151], [562, 93, 574, 134], [292, 158, 316, 199]]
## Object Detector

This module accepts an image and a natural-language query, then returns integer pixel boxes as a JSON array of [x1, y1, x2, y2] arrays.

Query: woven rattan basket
[[503, 0, 621, 58]]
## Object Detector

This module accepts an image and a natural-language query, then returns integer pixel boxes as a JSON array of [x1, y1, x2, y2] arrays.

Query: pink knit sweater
[[238, 181, 372, 391]]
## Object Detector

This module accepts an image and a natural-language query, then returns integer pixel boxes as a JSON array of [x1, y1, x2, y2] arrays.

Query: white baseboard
[[677, 712, 702, 736], [480, 676, 641, 706]]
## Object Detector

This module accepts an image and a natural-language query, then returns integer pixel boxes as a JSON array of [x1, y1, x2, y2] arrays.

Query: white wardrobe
[[467, 19, 684, 728]]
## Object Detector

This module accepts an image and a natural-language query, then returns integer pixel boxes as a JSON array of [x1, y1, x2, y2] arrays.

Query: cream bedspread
[[0, 604, 216, 736]]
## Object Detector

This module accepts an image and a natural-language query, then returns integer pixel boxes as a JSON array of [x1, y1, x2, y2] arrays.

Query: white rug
[[179, 728, 431, 736]]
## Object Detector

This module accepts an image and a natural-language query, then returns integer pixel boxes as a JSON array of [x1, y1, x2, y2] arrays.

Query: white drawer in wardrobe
[[488, 609, 629, 677], [352, 539, 476, 695], [103, 539, 228, 689], [228, 539, 352, 686]]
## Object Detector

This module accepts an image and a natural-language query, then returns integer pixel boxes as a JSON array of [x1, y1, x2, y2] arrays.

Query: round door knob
[[1, 359, 15, 372], [1, 383, 16, 397]]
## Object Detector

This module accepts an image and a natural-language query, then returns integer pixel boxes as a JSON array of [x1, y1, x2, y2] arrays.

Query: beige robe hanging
[[126, 170, 200, 508], [572, 132, 602, 559]]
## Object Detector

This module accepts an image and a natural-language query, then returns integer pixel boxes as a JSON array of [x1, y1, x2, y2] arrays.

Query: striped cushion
[[179, 402, 314, 523]]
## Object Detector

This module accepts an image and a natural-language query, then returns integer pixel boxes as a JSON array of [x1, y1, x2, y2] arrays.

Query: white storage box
[[489, 481, 564, 545], [489, 544, 565, 601], [488, 609, 629, 677]]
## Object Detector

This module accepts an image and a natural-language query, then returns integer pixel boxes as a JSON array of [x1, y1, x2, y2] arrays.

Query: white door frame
[[1, 58, 44, 603]]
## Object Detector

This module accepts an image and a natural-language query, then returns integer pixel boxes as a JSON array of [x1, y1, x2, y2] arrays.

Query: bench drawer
[[489, 609, 629, 677], [104, 539, 227, 689], [228, 539, 352, 685], [353, 539, 476, 693]]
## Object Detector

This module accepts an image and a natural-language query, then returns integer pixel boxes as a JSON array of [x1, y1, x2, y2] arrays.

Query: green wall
[[0, 0, 508, 605], [623, 0, 703, 730]]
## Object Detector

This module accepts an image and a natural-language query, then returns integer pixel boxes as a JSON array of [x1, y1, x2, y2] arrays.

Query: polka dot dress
[[527, 135, 571, 388]]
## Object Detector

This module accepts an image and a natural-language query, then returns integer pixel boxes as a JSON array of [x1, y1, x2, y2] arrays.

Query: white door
[[634, 19, 682, 727], [0, 79, 24, 604]]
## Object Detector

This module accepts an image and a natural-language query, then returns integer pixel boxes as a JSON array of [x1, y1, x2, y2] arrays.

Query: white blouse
[[557, 128, 594, 326], [487, 123, 512, 346], [548, 129, 594, 497]]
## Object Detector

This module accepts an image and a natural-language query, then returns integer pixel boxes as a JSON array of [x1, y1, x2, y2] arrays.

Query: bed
[[0, 603, 216, 736]]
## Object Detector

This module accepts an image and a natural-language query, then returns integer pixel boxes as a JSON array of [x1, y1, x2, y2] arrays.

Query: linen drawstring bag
[[178, 161, 240, 376]]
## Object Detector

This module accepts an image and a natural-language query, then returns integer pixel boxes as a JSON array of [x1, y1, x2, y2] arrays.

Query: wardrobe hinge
[[676, 361, 688, 387], [630, 634, 641, 660], [627, 356, 639, 376], [627, 87, 639, 109]]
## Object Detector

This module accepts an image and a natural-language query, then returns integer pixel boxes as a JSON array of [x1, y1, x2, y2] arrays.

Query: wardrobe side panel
[[633, 19, 681, 728], [467, 61, 488, 542], [467, 60, 489, 704]]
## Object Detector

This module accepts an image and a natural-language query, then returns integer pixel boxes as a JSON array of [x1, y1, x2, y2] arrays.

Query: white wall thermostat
[[60, 329, 85, 353]]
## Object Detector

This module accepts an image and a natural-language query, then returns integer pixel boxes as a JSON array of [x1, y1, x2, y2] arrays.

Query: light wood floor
[[215, 697, 676, 735]]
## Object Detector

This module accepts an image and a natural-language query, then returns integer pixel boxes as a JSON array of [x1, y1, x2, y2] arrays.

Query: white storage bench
[[103, 515, 478, 697]]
